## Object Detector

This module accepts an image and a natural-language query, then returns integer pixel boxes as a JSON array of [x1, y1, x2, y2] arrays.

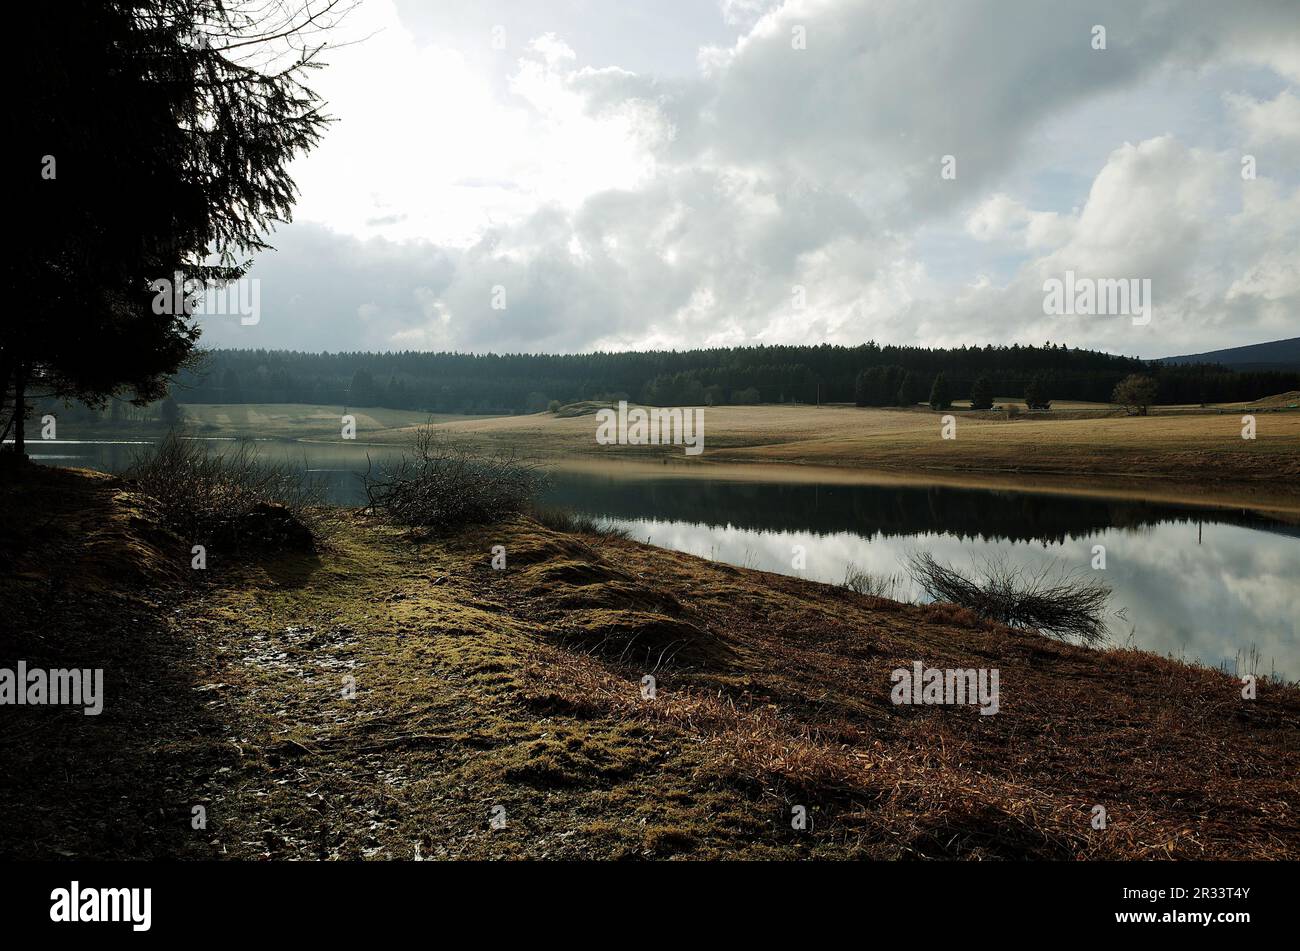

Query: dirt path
[[163, 518, 780, 859]]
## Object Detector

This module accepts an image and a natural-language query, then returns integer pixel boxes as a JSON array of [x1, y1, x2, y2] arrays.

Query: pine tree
[[928, 373, 952, 410], [884, 365, 905, 406], [1025, 374, 1052, 410], [969, 376, 994, 410], [4, 1, 332, 459], [853, 369, 870, 407], [351, 369, 376, 406], [897, 372, 918, 407]]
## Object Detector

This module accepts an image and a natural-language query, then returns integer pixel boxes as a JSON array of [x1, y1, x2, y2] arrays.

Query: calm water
[[26, 437, 1300, 680]]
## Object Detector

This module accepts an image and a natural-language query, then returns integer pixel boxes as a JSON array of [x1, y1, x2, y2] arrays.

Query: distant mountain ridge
[[1157, 337, 1300, 372]]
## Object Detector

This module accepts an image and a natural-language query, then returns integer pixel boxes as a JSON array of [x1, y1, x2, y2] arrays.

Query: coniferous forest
[[167, 343, 1300, 415]]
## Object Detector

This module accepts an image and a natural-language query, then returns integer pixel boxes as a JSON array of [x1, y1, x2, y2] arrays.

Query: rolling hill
[[1157, 336, 1300, 372]]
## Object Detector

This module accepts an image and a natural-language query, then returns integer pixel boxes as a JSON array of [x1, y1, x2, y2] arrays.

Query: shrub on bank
[[362, 430, 541, 534], [907, 552, 1113, 645], [125, 434, 322, 550]]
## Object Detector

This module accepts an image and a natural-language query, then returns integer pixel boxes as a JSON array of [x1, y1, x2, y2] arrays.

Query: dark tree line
[[168, 343, 1300, 415]]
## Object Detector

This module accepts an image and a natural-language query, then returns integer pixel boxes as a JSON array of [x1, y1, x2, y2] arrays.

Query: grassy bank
[[2, 465, 1296, 860]]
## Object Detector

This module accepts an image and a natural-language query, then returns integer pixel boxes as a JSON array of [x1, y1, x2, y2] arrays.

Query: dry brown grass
[[401, 403, 1300, 514], [508, 529, 1300, 859], [3, 467, 1296, 860]]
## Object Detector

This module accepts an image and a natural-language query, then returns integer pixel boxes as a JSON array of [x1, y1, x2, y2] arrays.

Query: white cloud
[[942, 135, 1300, 354], [286, 2, 664, 247], [1225, 88, 1300, 149], [226, 0, 1300, 358], [528, 33, 577, 65], [966, 193, 1074, 250], [718, 0, 782, 29]]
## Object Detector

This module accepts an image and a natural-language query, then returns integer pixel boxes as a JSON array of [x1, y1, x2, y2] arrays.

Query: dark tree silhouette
[[4, 1, 341, 459], [853, 368, 869, 407], [1025, 374, 1052, 410], [928, 373, 952, 411], [969, 376, 994, 410], [897, 371, 920, 407]]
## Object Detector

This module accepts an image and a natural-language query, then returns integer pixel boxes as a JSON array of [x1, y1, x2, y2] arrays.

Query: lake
[[23, 436, 1300, 681]]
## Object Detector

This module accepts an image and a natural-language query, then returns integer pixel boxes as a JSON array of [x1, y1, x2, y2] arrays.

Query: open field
[[2, 466, 1296, 860], [408, 401, 1300, 513], [176, 403, 490, 439]]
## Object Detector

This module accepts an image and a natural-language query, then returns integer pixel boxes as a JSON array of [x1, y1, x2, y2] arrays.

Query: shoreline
[[538, 455, 1300, 521], [22, 398, 1300, 519], [2, 465, 1296, 860]]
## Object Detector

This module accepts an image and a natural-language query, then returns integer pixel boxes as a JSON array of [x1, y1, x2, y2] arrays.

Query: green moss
[[495, 724, 649, 787]]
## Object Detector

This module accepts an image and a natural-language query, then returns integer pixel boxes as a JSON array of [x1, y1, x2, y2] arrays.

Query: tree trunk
[[0, 348, 12, 423], [12, 360, 28, 459]]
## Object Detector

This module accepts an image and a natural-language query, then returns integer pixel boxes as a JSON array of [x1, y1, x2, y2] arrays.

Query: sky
[[197, 0, 1300, 358]]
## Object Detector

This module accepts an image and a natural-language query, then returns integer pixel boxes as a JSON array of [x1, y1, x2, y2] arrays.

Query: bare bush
[[906, 552, 1114, 645], [363, 430, 541, 533], [841, 563, 905, 600], [126, 433, 323, 546]]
